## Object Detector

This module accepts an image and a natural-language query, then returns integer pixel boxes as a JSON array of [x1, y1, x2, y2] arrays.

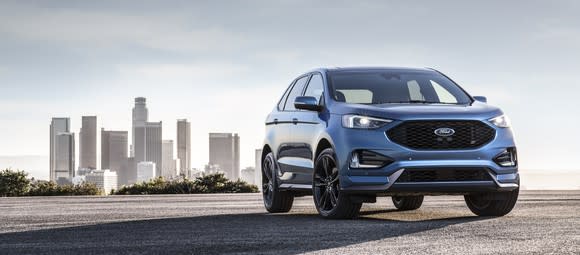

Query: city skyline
[[1, 1, 580, 180]]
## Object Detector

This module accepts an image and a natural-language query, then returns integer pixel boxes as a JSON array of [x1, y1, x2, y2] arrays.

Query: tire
[[262, 152, 294, 213], [313, 148, 362, 219], [392, 195, 424, 211], [464, 188, 519, 216]]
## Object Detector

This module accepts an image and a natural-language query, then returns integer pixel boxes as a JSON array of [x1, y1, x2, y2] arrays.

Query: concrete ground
[[0, 190, 579, 254]]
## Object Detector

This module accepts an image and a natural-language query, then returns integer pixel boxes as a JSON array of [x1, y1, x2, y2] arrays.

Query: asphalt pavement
[[0, 190, 579, 254]]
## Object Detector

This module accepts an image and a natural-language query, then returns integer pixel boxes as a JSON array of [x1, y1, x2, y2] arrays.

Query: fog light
[[350, 150, 393, 169], [494, 147, 517, 167]]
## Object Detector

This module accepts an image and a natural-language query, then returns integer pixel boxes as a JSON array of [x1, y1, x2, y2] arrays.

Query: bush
[[0, 169, 31, 197], [28, 180, 101, 196], [114, 173, 259, 195]]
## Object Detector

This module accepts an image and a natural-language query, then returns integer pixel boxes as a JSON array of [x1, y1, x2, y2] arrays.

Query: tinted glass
[[328, 70, 471, 105], [277, 83, 294, 110], [283, 75, 309, 111], [304, 73, 324, 101]]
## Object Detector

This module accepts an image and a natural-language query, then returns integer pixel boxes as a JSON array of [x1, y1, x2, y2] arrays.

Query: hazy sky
[[1, 1, 579, 177]]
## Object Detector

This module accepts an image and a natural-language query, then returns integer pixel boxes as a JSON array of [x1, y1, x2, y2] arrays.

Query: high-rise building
[[137, 161, 156, 182], [79, 116, 97, 170], [134, 121, 163, 177], [101, 129, 129, 185], [176, 119, 191, 175], [162, 140, 176, 178], [208, 133, 240, 180], [85, 169, 118, 195], [131, 97, 148, 157], [241, 167, 256, 185], [255, 149, 263, 191], [50, 118, 75, 183]]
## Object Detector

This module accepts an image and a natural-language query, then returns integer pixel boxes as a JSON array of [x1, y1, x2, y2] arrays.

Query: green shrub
[[114, 173, 259, 195], [0, 169, 31, 197], [28, 180, 101, 196]]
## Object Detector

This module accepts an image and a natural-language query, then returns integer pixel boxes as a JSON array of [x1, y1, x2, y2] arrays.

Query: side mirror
[[473, 96, 487, 103], [294, 96, 322, 111]]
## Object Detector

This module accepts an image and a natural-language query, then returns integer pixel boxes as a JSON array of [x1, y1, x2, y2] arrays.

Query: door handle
[[292, 118, 298, 125], [273, 118, 278, 124]]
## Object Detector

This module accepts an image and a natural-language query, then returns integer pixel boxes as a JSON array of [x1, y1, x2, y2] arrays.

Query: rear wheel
[[392, 195, 424, 211], [262, 152, 294, 213], [313, 148, 362, 219], [464, 188, 519, 216]]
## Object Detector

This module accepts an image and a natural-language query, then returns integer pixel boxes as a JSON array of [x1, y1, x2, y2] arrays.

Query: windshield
[[328, 70, 472, 105]]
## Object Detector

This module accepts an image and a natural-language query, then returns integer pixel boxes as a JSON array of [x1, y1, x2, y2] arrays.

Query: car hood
[[330, 101, 503, 121]]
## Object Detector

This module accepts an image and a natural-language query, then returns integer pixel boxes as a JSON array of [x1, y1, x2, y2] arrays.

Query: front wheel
[[313, 148, 362, 219], [262, 152, 294, 213], [464, 188, 519, 216]]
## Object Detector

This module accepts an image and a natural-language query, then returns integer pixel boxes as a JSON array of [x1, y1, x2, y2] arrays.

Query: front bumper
[[329, 118, 519, 195]]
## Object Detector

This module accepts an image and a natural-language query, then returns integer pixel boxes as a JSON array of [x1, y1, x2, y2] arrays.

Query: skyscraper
[[177, 119, 191, 175], [79, 116, 97, 170], [131, 97, 163, 177], [101, 129, 129, 185], [209, 133, 240, 180], [162, 140, 176, 178], [255, 149, 263, 191], [50, 118, 75, 183], [131, 97, 148, 157], [134, 121, 163, 177]]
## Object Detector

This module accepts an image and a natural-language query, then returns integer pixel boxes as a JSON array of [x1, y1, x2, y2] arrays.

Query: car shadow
[[0, 210, 491, 255]]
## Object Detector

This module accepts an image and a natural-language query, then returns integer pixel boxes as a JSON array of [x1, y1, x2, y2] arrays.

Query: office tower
[[241, 167, 255, 185], [176, 119, 191, 175], [101, 129, 129, 185], [137, 162, 156, 182], [131, 97, 148, 157], [79, 116, 97, 170], [54, 132, 75, 184], [255, 149, 263, 190], [85, 169, 118, 195], [134, 121, 163, 177], [208, 133, 240, 180], [162, 140, 176, 178], [50, 118, 75, 183], [126, 157, 136, 184]]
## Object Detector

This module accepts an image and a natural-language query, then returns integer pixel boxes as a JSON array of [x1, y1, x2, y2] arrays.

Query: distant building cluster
[[49, 97, 251, 193]]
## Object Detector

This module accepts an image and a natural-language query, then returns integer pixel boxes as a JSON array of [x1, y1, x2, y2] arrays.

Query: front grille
[[396, 168, 492, 183], [386, 120, 495, 150]]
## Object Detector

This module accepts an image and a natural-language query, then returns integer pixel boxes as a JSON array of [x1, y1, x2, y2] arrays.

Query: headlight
[[342, 115, 392, 129], [489, 115, 511, 128]]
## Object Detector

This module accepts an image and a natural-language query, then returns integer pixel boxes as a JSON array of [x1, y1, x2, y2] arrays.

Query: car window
[[277, 82, 294, 110], [328, 70, 471, 105], [407, 80, 425, 101], [304, 73, 324, 102], [283, 75, 309, 111], [431, 80, 458, 103], [336, 89, 373, 104]]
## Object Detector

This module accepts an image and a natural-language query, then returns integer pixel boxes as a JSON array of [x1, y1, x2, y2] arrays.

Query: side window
[[277, 82, 294, 110], [283, 76, 309, 111], [304, 73, 324, 102]]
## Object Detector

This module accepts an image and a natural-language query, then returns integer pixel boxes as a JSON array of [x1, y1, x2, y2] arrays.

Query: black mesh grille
[[386, 120, 495, 150], [396, 168, 492, 182]]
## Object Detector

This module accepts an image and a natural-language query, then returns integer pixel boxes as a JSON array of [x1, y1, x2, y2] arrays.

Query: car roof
[[307, 66, 435, 74]]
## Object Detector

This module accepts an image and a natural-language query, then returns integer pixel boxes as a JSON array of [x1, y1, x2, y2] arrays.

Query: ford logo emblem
[[434, 127, 455, 137]]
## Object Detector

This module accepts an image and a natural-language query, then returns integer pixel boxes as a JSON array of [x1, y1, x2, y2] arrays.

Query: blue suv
[[261, 67, 519, 219]]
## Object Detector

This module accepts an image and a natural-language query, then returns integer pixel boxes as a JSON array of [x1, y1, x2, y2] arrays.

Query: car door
[[287, 72, 325, 185], [275, 75, 310, 182]]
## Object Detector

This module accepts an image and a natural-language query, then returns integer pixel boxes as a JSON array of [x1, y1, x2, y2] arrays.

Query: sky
[[1, 1, 580, 180]]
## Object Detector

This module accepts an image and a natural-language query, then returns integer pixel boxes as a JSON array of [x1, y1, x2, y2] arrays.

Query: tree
[[0, 169, 31, 197]]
